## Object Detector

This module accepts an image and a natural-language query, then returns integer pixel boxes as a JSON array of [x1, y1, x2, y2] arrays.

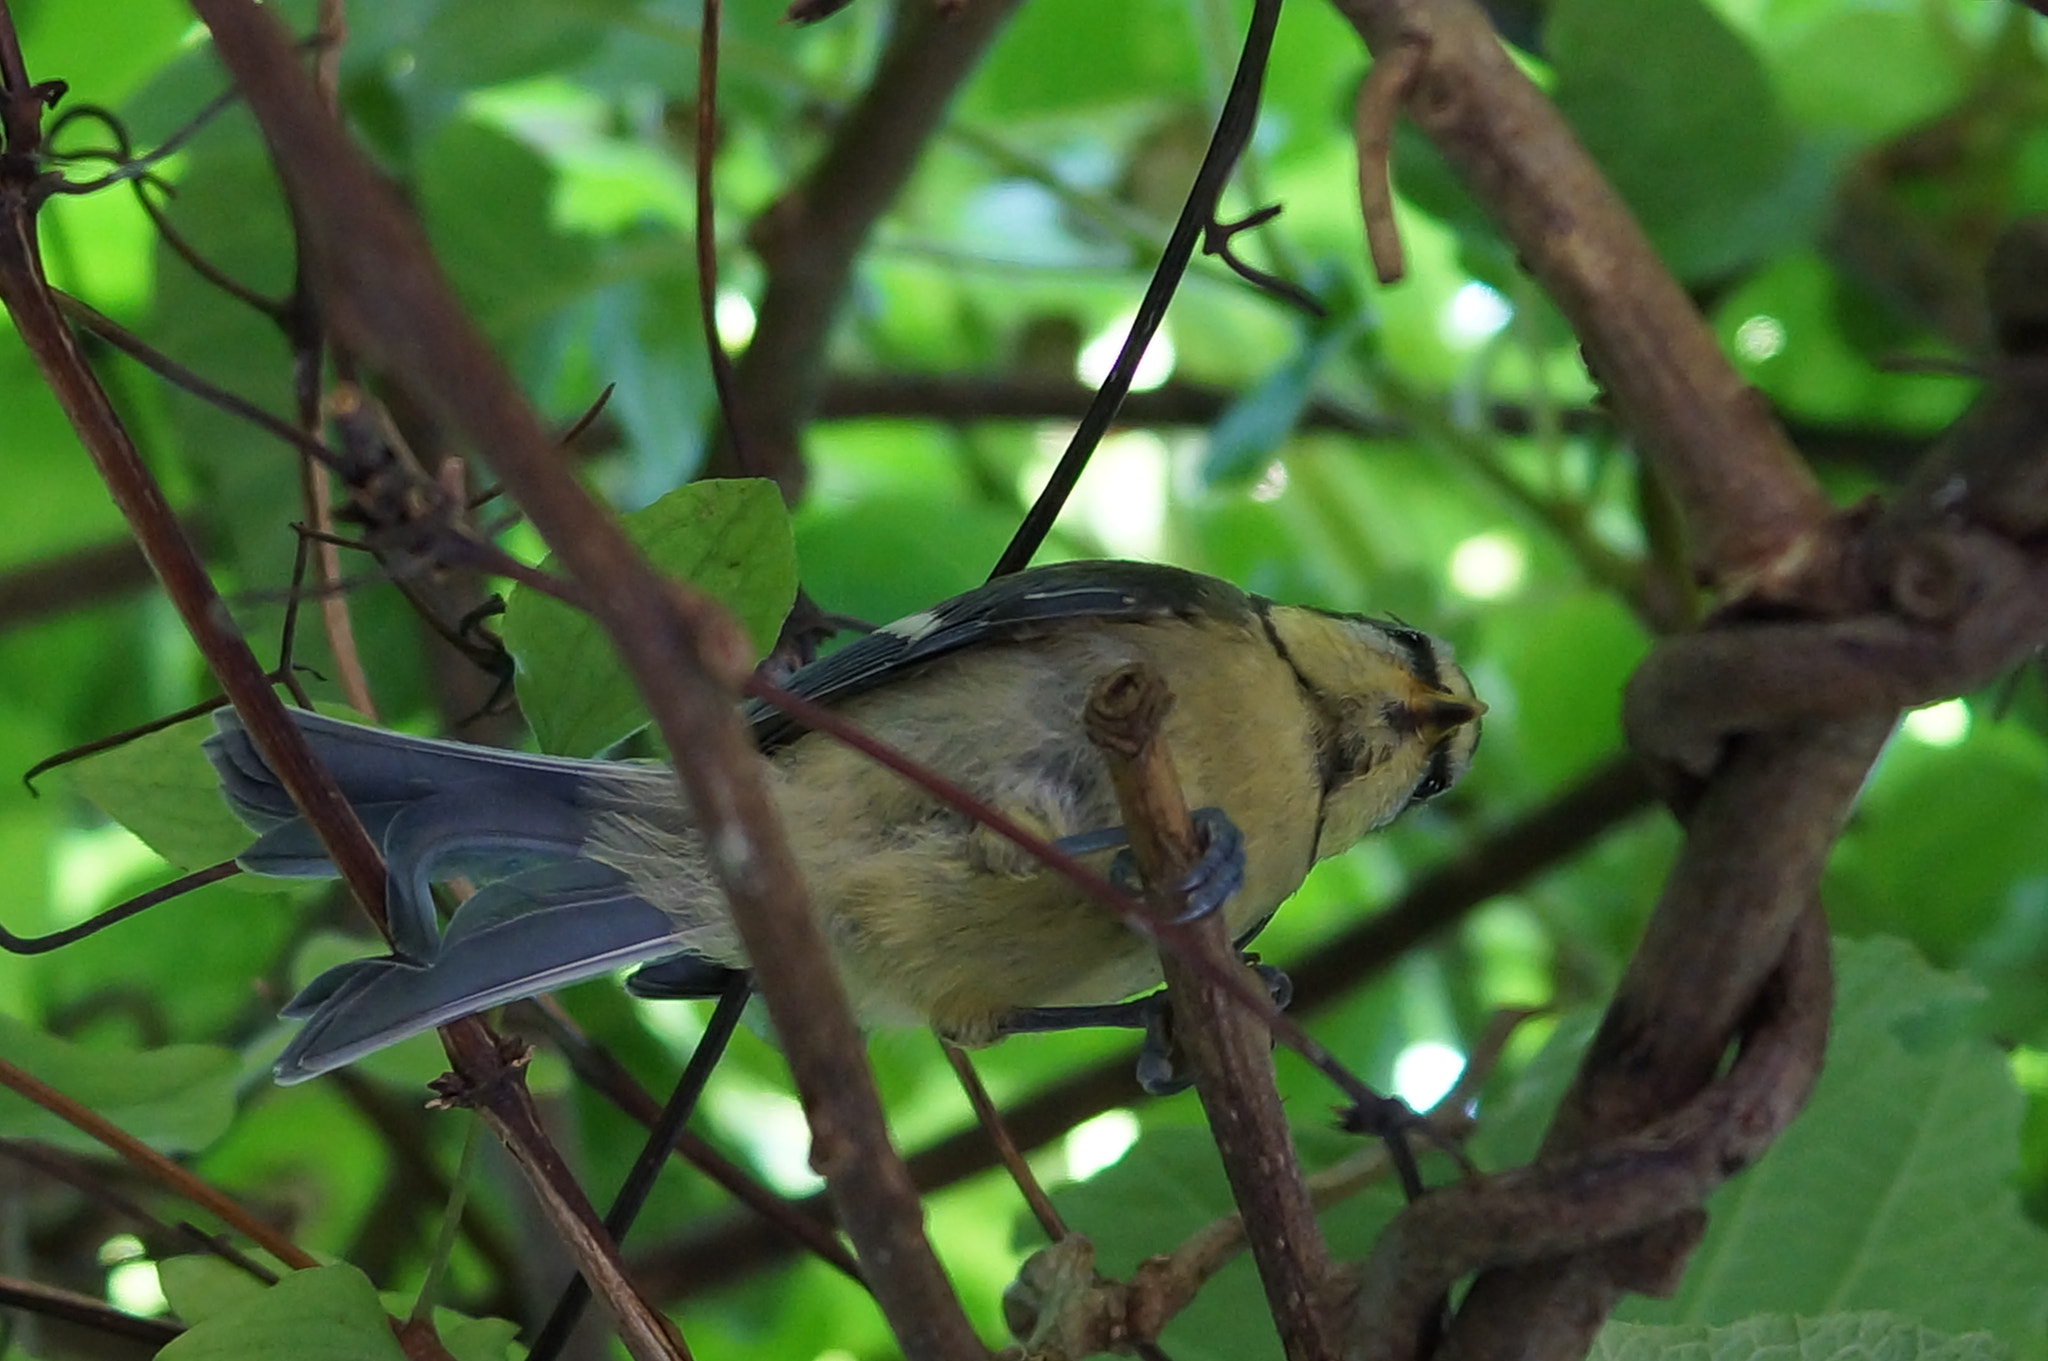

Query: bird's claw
[[1107, 807, 1246, 924]]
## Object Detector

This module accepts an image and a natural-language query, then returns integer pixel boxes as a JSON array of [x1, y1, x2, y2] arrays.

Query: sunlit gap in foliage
[[109, 1263, 167, 1316], [100, 1235, 166, 1316], [1249, 460, 1289, 503], [466, 80, 694, 234], [51, 824, 163, 925], [636, 996, 822, 1194], [2011, 1046, 2048, 1096], [710, 1085, 824, 1197], [1021, 428, 1172, 559], [716, 291, 758, 349], [1063, 1108, 1141, 1181], [1901, 699, 1971, 748], [1390, 1039, 1465, 1111], [1447, 530, 1527, 601], [1441, 281, 1512, 347], [1077, 314, 1176, 392], [1735, 314, 1786, 363]]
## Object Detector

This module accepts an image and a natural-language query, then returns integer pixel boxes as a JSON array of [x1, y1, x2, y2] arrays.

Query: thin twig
[[528, 975, 752, 1361], [510, 995, 865, 1283], [0, 860, 238, 955], [944, 1045, 1066, 1241], [0, 1274, 182, 1347], [991, 0, 1281, 577]]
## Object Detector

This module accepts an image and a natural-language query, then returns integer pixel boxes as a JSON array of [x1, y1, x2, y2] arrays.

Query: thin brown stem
[[944, 1045, 1066, 1242]]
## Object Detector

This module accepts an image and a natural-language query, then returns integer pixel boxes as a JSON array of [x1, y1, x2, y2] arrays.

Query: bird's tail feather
[[205, 710, 612, 959], [274, 861, 689, 1083]]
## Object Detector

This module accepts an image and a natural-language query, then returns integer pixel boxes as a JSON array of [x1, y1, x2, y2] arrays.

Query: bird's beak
[[1412, 693, 1485, 738]]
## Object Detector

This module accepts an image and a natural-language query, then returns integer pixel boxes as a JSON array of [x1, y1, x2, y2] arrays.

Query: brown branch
[[0, 1273, 182, 1348], [717, 0, 1025, 495], [1084, 663, 1337, 1361], [813, 373, 1932, 483], [186, 4, 978, 1356], [1442, 221, 2048, 1357], [1328, 0, 1826, 593], [944, 1044, 1067, 1242], [1345, 904, 1832, 1361], [0, 518, 198, 630]]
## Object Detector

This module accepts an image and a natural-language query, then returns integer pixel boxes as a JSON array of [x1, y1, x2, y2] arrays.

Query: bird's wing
[[747, 559, 1256, 750]]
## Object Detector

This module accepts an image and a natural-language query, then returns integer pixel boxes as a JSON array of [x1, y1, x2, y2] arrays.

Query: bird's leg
[[999, 960, 1292, 1096], [1105, 806, 1244, 924]]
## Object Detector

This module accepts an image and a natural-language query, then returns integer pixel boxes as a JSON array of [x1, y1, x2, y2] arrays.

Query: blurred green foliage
[[3, 0, 2048, 1357]]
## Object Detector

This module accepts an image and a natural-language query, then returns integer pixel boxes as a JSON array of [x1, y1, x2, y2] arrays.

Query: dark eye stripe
[[1384, 624, 1443, 692]]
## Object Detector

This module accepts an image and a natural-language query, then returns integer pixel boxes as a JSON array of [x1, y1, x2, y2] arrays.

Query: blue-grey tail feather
[[273, 861, 695, 1083], [205, 710, 613, 961]]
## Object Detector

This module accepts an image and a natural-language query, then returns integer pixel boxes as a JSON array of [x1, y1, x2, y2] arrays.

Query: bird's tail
[[205, 710, 723, 1081]]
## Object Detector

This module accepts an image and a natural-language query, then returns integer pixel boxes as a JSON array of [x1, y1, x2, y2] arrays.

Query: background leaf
[[1592, 1313, 2010, 1361], [502, 477, 798, 755], [0, 1014, 238, 1154], [156, 1265, 405, 1361]]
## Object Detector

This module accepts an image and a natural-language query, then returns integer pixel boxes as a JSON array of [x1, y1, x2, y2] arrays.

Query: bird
[[206, 559, 1483, 1084]]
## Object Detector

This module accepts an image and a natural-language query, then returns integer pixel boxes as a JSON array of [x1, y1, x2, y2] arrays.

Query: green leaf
[[418, 117, 597, 340], [158, 1264, 405, 1361], [1202, 302, 1367, 486], [1769, 9, 1968, 141], [501, 478, 798, 756], [0, 1014, 237, 1154], [1593, 1313, 2009, 1361], [427, 1310, 523, 1361], [158, 1257, 271, 1329], [60, 711, 252, 870], [1548, 0, 1807, 281], [1619, 937, 2048, 1349]]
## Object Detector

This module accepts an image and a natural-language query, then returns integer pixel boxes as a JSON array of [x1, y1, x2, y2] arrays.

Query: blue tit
[[207, 559, 1482, 1083]]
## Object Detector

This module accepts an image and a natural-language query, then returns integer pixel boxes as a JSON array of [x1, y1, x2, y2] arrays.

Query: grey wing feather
[[272, 860, 685, 1083], [747, 559, 1255, 749]]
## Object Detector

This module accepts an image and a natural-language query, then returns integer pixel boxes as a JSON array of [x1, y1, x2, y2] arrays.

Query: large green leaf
[[501, 478, 798, 756], [60, 711, 253, 870], [1593, 1313, 2009, 1361], [0, 1014, 238, 1154], [1619, 937, 2048, 1351], [1548, 0, 1810, 281], [157, 1265, 404, 1361]]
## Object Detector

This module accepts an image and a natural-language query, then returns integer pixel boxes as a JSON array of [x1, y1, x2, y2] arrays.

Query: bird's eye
[[1410, 748, 1454, 802]]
